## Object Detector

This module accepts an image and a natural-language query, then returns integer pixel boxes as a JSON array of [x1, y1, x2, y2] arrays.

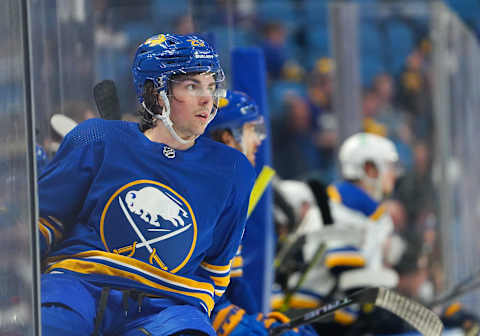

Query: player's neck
[[144, 123, 194, 150]]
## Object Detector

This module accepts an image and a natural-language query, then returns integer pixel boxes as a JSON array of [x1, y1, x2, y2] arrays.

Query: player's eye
[[185, 83, 196, 91], [207, 85, 216, 94]]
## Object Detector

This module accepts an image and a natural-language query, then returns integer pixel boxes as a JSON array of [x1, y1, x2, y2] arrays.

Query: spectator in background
[[383, 199, 408, 234], [59, 100, 98, 124], [307, 57, 338, 182], [260, 22, 289, 81], [397, 44, 427, 116], [397, 41, 433, 140], [373, 73, 410, 142], [172, 14, 195, 35], [394, 235, 431, 301], [372, 73, 413, 170], [362, 88, 386, 136], [394, 140, 436, 237], [272, 94, 321, 179]]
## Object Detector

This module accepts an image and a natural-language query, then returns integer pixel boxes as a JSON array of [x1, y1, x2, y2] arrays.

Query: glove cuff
[[213, 305, 246, 336]]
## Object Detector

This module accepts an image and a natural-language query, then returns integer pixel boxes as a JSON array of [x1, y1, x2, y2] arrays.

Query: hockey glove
[[258, 311, 318, 336], [213, 306, 318, 336]]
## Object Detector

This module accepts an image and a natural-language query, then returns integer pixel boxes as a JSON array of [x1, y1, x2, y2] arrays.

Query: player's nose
[[198, 87, 212, 101]]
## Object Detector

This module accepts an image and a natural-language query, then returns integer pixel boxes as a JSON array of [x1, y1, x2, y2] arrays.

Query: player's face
[[241, 122, 263, 166], [169, 73, 216, 140], [381, 162, 397, 196]]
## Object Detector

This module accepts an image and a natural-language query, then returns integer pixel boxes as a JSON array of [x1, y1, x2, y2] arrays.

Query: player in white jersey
[[273, 133, 400, 333]]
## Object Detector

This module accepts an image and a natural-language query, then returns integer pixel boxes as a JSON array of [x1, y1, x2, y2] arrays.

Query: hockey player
[[206, 90, 317, 336], [277, 133, 400, 333], [38, 33, 255, 336], [207, 90, 266, 169]]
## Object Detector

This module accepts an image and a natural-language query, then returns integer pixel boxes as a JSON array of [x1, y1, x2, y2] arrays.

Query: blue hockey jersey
[[37, 118, 255, 316]]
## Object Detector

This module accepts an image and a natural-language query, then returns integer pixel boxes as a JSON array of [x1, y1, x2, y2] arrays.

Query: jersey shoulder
[[197, 137, 256, 188], [199, 137, 255, 173], [329, 181, 381, 218], [63, 118, 134, 147]]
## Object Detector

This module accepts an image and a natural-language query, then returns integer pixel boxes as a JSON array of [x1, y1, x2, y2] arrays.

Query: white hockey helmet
[[339, 132, 399, 181], [276, 180, 316, 221]]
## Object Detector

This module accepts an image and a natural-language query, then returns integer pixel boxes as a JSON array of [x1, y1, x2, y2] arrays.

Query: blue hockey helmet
[[132, 33, 225, 103], [132, 33, 226, 144], [207, 90, 266, 144]]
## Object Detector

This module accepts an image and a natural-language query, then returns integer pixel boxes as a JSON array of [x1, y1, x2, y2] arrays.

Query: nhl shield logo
[[163, 146, 175, 159], [100, 180, 197, 273]]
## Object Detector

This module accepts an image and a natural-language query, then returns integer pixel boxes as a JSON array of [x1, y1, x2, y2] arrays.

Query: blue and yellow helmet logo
[[100, 180, 197, 273]]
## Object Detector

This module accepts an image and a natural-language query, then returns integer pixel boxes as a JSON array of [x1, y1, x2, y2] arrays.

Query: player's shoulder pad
[[63, 118, 129, 147], [332, 181, 381, 219], [201, 137, 256, 191], [201, 137, 254, 171]]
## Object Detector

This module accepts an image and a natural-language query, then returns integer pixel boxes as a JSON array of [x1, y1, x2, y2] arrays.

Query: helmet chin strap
[[141, 91, 194, 145]]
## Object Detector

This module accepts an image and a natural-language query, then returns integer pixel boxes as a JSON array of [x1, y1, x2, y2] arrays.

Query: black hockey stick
[[279, 242, 326, 312], [93, 79, 122, 120], [274, 179, 332, 271], [269, 287, 443, 336]]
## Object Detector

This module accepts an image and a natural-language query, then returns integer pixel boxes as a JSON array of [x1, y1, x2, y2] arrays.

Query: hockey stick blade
[[93, 79, 122, 120], [375, 287, 443, 336], [269, 287, 443, 336]]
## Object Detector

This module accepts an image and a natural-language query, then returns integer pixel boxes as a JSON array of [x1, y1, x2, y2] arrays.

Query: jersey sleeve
[[363, 206, 394, 268], [197, 155, 255, 304], [38, 119, 105, 258]]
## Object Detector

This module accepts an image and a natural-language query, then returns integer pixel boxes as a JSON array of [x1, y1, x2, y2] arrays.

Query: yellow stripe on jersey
[[214, 289, 226, 297], [230, 269, 243, 278], [231, 256, 243, 269], [327, 185, 342, 203], [248, 166, 275, 217], [38, 222, 51, 246], [200, 261, 231, 274], [325, 253, 366, 269], [369, 204, 385, 221], [46, 258, 215, 314], [47, 251, 214, 294], [47, 216, 64, 230], [210, 275, 231, 288], [39, 217, 63, 241]]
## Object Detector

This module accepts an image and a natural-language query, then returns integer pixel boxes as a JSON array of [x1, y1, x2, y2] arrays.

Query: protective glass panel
[[0, 1, 37, 334], [330, 0, 442, 309], [431, 1, 480, 312], [28, 0, 480, 329]]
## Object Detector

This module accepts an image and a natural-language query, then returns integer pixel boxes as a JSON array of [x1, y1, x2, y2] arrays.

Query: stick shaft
[[270, 288, 377, 335]]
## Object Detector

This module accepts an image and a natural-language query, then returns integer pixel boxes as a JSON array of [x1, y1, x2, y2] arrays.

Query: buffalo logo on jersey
[[100, 180, 197, 273]]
